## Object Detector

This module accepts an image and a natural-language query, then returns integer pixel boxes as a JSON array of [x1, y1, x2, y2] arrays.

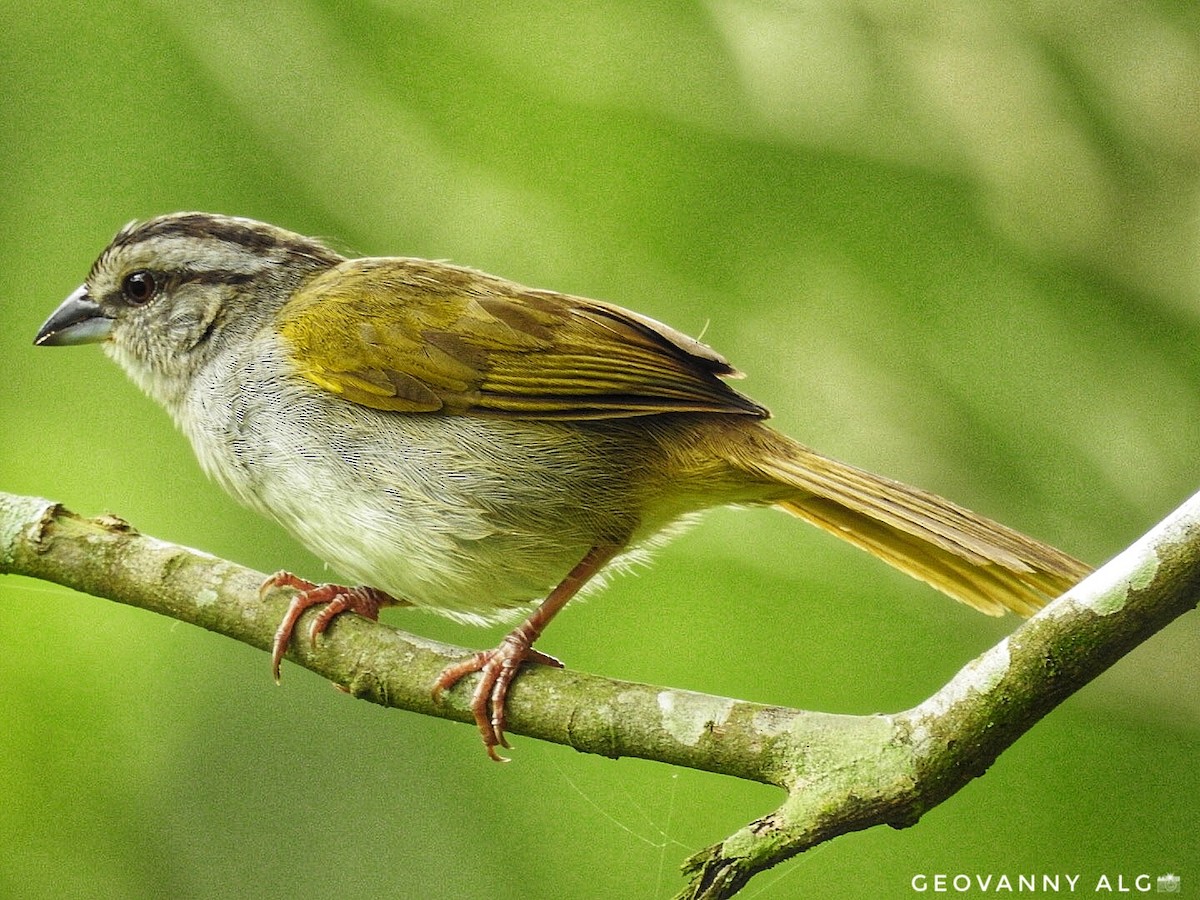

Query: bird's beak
[[34, 286, 114, 346]]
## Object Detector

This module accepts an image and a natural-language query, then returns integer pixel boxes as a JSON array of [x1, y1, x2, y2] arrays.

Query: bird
[[35, 212, 1091, 760]]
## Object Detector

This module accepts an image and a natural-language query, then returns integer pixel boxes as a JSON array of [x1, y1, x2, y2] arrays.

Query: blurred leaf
[[2, 1, 1197, 897]]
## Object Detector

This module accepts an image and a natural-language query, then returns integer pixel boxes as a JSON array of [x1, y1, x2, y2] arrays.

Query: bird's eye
[[121, 270, 158, 305]]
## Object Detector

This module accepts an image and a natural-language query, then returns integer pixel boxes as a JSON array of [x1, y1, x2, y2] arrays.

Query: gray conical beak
[[34, 286, 113, 346]]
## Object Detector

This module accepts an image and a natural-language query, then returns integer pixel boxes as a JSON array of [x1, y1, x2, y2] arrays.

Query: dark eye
[[121, 270, 158, 305]]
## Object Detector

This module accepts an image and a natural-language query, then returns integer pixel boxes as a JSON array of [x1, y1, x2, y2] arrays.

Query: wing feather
[[277, 258, 767, 420]]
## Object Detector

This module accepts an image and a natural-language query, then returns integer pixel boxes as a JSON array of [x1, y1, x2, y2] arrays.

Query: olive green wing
[[276, 258, 767, 420]]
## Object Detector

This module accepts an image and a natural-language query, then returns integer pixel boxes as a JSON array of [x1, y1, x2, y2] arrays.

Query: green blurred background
[[2, 2, 1197, 897]]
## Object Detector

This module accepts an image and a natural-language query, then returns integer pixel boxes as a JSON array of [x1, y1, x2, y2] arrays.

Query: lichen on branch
[[2, 488, 1196, 900]]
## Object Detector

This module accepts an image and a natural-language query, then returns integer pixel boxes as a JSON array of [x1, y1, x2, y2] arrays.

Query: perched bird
[[35, 213, 1090, 759]]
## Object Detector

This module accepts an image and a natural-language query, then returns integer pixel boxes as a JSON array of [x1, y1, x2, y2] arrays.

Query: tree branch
[[2, 488, 1196, 898]]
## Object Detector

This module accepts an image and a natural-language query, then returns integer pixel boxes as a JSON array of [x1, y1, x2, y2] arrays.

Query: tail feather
[[738, 429, 1091, 616]]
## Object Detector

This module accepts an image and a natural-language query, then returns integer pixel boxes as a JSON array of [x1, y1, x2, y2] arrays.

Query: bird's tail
[[726, 424, 1091, 615]]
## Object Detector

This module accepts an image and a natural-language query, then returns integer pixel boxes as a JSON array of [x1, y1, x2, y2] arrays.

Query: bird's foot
[[432, 632, 562, 762], [260, 571, 400, 681]]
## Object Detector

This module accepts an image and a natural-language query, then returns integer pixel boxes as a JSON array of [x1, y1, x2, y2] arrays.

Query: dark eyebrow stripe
[[177, 268, 257, 287], [110, 214, 340, 264], [119, 215, 281, 253]]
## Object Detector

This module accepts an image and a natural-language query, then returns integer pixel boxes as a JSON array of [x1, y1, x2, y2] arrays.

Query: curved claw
[[259, 571, 397, 682], [433, 640, 563, 761], [430, 544, 615, 760]]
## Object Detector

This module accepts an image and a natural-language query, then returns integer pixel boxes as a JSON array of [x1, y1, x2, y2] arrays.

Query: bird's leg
[[433, 544, 619, 761], [260, 571, 405, 682]]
